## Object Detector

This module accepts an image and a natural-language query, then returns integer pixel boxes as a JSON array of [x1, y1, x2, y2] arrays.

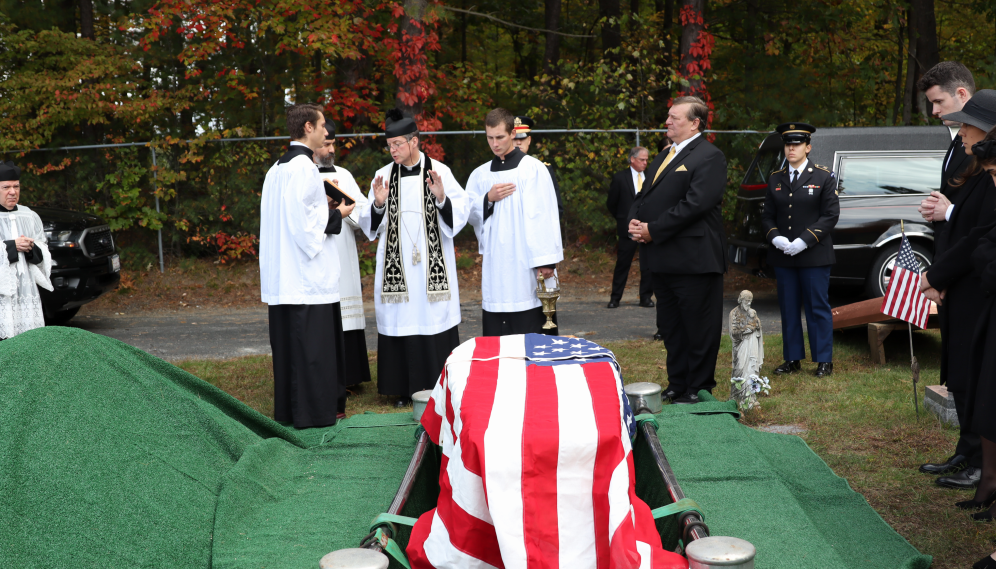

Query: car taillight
[[740, 184, 767, 192]]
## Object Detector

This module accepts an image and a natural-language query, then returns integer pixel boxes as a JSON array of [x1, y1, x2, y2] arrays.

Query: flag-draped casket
[[407, 334, 688, 569]]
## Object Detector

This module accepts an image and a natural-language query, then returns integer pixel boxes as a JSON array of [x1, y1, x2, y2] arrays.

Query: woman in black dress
[[947, 128, 996, 569]]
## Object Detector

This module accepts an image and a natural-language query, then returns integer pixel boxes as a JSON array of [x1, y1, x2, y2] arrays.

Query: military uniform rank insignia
[[775, 184, 781, 191]]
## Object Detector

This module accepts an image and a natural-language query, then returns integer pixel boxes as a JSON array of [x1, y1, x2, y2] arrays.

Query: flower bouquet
[[730, 374, 771, 412]]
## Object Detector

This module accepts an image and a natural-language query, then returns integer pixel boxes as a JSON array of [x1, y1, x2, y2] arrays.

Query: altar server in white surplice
[[260, 104, 355, 429], [315, 120, 371, 387], [358, 109, 470, 407], [467, 107, 563, 336], [0, 162, 53, 340]]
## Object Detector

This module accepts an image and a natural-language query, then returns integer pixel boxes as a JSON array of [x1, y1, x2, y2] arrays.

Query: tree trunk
[[742, 0, 756, 115], [313, 50, 324, 102], [891, 10, 905, 125], [397, 0, 429, 117], [902, 7, 916, 125], [79, 0, 94, 39], [631, 0, 640, 15], [678, 0, 707, 97], [599, 0, 622, 62], [912, 0, 938, 121], [461, 0, 468, 64], [543, 0, 562, 75]]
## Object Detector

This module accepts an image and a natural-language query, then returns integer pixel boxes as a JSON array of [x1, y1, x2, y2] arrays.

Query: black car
[[35, 206, 120, 323], [729, 125, 954, 298]]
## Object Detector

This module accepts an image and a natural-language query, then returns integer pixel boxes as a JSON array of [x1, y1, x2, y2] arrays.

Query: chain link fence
[[3, 129, 771, 272]]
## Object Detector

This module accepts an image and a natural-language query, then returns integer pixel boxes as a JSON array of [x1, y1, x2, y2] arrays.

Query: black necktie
[[792, 170, 799, 185]]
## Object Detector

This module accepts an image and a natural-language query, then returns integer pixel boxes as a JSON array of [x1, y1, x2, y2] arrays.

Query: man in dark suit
[[918, 80, 996, 492], [606, 147, 654, 309], [628, 96, 728, 405]]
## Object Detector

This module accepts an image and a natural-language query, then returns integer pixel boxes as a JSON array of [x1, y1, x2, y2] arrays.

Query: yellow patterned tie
[[636, 172, 643, 193], [652, 145, 678, 185]]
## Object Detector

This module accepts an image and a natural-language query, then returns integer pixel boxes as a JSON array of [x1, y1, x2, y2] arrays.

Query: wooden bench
[[831, 297, 938, 364]]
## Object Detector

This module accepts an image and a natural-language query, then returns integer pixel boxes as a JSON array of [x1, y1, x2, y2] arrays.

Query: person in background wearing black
[[942, 130, 996, 568], [917, 82, 996, 493], [761, 123, 840, 378], [606, 147, 654, 310], [628, 96, 728, 405]]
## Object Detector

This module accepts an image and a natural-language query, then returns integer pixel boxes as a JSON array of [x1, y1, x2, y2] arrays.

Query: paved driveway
[[69, 290, 797, 361]]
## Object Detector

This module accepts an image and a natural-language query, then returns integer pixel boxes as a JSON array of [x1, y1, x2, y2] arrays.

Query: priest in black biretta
[[357, 109, 472, 407]]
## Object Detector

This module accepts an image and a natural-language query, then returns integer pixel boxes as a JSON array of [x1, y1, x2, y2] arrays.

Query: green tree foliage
[[1, 0, 993, 256]]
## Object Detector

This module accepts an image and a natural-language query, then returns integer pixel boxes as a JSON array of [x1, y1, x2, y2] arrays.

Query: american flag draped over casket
[[407, 334, 687, 569]]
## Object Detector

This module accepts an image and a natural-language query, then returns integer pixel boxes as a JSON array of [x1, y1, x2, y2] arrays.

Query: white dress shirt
[[788, 159, 809, 184]]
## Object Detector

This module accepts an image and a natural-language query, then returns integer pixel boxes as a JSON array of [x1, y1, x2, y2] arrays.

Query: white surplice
[[357, 154, 469, 336], [259, 142, 340, 305], [324, 165, 367, 332], [467, 151, 563, 312], [0, 205, 53, 339]]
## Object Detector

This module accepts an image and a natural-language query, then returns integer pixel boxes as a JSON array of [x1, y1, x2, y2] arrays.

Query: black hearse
[[729, 125, 954, 298], [37, 207, 120, 323]]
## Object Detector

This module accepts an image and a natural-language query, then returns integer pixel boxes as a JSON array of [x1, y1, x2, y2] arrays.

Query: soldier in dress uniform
[[761, 123, 840, 378], [512, 115, 564, 219]]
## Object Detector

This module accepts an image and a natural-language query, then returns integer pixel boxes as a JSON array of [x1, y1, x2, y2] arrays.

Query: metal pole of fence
[[635, 129, 640, 148], [151, 147, 165, 273]]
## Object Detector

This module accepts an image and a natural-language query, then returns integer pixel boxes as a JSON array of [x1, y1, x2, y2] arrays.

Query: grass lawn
[[177, 328, 995, 569]]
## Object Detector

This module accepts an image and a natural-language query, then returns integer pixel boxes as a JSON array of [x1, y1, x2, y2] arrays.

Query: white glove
[[784, 238, 808, 256], [771, 236, 791, 251]]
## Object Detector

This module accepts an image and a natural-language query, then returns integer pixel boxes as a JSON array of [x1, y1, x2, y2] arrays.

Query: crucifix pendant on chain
[[412, 245, 421, 265]]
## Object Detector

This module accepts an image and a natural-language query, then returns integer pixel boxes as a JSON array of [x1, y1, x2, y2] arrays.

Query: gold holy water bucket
[[535, 273, 560, 330]]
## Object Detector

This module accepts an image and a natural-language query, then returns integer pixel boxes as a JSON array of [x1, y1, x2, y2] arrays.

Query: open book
[[322, 178, 356, 206]]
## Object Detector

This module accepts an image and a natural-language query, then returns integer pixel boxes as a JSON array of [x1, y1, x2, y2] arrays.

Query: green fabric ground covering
[[0, 327, 420, 568], [645, 391, 932, 569], [211, 414, 426, 569], [1, 328, 932, 568]]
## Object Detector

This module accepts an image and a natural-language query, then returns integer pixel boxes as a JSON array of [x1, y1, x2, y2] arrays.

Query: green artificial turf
[[0, 327, 932, 568]]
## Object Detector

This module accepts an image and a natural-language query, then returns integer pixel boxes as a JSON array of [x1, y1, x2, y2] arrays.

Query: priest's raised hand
[[371, 174, 389, 208], [487, 182, 516, 202], [427, 170, 446, 203]]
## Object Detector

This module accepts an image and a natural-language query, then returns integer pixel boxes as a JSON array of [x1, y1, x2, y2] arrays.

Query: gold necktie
[[652, 146, 678, 185], [636, 172, 643, 193]]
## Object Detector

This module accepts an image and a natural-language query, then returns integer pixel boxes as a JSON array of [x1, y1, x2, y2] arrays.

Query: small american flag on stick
[[880, 232, 932, 329]]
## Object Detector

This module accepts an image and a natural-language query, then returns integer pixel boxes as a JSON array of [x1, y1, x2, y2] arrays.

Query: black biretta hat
[[325, 120, 336, 140], [0, 161, 21, 182], [776, 123, 816, 144], [942, 89, 996, 133], [514, 116, 535, 139], [384, 108, 418, 138]]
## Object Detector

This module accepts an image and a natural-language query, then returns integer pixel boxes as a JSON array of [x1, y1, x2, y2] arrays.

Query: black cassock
[[376, 325, 460, 398], [269, 303, 347, 428]]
